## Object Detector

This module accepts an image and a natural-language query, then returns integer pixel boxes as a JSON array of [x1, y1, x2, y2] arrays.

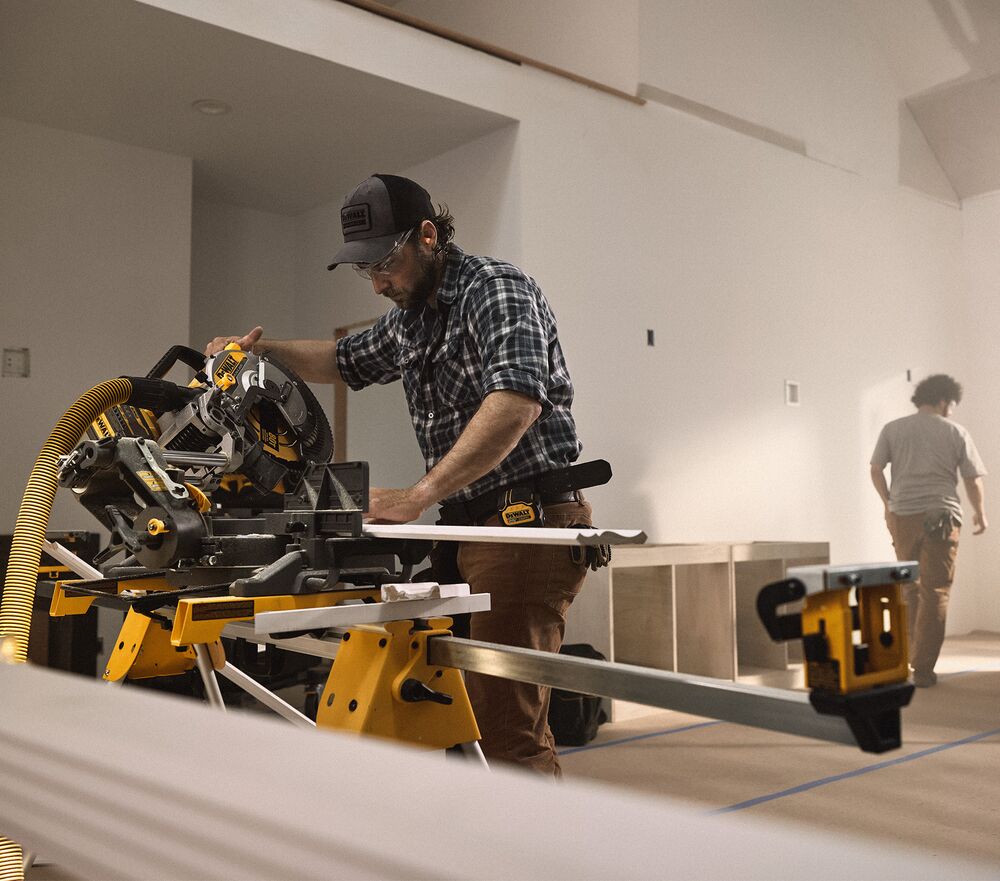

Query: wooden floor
[[560, 631, 1000, 867]]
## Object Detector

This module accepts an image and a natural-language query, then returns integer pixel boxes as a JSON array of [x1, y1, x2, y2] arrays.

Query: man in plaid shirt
[[207, 174, 594, 776]]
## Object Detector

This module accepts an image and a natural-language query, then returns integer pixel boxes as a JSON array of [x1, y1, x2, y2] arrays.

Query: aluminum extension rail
[[224, 622, 854, 747]]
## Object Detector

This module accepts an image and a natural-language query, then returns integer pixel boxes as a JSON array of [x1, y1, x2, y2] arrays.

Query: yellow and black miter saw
[[61, 343, 340, 571], [36, 343, 475, 745]]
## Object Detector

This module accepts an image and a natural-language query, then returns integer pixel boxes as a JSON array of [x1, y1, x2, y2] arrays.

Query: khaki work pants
[[886, 511, 960, 677], [457, 498, 593, 777]]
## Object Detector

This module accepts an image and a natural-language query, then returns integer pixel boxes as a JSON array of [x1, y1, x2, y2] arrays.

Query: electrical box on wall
[[784, 379, 800, 406], [3, 348, 30, 378]]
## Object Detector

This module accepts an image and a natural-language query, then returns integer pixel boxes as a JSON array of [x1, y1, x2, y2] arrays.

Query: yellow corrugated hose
[[0, 377, 133, 881]]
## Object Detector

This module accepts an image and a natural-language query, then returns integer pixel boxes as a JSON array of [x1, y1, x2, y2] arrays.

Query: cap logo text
[[341, 203, 372, 234]]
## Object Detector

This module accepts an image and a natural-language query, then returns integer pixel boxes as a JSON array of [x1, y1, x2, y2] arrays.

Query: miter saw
[[59, 343, 343, 570], [55, 342, 431, 596], [38, 342, 479, 744]]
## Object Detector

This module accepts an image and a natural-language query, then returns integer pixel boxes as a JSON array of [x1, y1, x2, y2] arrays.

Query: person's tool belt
[[438, 459, 611, 527], [569, 540, 612, 572], [439, 488, 582, 527], [922, 509, 960, 542]]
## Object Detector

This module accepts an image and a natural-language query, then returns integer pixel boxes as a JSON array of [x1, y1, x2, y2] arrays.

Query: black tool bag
[[547, 643, 609, 746]]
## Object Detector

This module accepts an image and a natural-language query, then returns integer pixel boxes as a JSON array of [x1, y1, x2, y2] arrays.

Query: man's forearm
[[870, 465, 890, 507], [964, 477, 986, 519], [413, 390, 542, 506], [252, 339, 339, 384]]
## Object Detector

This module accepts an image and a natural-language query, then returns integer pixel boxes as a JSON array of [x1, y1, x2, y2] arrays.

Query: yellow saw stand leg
[[104, 607, 222, 682], [316, 617, 480, 750]]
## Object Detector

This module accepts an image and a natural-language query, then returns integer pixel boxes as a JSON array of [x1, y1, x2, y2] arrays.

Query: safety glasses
[[352, 228, 415, 280]]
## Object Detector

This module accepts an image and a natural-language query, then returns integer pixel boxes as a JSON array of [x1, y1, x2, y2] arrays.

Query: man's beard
[[386, 248, 439, 310]]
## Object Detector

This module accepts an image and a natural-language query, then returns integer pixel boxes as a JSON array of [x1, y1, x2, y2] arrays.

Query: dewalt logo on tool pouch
[[501, 502, 538, 526], [498, 488, 542, 527]]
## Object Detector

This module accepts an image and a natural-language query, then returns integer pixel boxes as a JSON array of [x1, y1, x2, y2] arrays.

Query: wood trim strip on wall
[[332, 317, 384, 462], [336, 0, 645, 106]]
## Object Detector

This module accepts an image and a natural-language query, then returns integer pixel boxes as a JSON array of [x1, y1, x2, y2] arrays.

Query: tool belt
[[437, 460, 613, 571], [437, 459, 611, 528], [439, 488, 582, 527], [922, 509, 960, 542]]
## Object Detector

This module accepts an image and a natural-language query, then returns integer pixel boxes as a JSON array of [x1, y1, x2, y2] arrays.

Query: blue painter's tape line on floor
[[714, 726, 1000, 814], [559, 720, 722, 755]]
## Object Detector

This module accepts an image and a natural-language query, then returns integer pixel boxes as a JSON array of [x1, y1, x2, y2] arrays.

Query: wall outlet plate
[[3, 347, 30, 378], [784, 379, 800, 406]]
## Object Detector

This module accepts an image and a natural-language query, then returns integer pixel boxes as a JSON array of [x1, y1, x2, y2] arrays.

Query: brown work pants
[[457, 498, 593, 778], [886, 511, 960, 677]]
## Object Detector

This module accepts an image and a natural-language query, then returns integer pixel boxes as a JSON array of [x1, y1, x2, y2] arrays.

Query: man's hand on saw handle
[[204, 326, 263, 358]]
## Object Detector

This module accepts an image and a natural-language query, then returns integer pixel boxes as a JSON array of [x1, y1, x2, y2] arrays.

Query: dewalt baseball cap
[[326, 174, 434, 270]]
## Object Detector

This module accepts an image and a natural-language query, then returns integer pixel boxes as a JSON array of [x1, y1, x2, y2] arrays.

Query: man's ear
[[419, 219, 438, 249]]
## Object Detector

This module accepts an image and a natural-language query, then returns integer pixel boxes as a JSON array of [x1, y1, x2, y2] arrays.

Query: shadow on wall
[[857, 371, 915, 555]]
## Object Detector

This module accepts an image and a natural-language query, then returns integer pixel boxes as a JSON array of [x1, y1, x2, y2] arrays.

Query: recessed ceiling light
[[191, 99, 231, 116]]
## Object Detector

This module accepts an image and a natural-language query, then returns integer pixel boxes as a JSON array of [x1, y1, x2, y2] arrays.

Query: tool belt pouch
[[922, 509, 959, 542], [429, 540, 462, 584], [498, 486, 544, 527], [568, 524, 612, 571]]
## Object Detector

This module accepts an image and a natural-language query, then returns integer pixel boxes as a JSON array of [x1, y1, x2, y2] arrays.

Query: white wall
[[140, 0, 991, 631], [190, 200, 297, 350], [0, 116, 191, 533], [394, 0, 639, 95], [638, 0, 899, 182], [952, 191, 1000, 633], [513, 87, 963, 563]]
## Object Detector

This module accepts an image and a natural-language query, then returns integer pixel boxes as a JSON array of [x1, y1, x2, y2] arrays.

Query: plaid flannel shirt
[[336, 245, 581, 502]]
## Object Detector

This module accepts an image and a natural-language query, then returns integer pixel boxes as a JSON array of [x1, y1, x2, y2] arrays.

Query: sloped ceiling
[[856, 0, 1000, 199], [3, 0, 999, 205]]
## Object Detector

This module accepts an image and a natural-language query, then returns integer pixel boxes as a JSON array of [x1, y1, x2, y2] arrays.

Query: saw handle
[[146, 345, 208, 380], [123, 377, 201, 414]]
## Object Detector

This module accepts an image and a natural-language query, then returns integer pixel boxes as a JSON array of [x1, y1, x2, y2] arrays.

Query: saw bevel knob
[[146, 518, 171, 536]]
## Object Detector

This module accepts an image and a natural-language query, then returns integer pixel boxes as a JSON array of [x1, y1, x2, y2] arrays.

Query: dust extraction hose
[[0, 377, 133, 881]]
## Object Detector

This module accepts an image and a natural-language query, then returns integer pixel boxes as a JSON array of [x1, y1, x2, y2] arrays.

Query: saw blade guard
[[96, 344, 333, 496]]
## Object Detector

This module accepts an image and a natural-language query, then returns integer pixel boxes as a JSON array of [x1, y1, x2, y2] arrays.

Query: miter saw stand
[[43, 529, 919, 764], [42, 520, 648, 765]]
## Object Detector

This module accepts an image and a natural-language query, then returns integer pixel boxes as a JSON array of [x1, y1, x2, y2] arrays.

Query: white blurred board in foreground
[[363, 523, 646, 545]]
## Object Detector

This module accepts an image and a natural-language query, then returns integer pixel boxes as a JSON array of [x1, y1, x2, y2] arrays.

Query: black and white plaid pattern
[[337, 245, 581, 502]]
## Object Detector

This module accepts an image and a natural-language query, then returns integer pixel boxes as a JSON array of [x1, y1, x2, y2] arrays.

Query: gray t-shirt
[[871, 412, 986, 521]]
